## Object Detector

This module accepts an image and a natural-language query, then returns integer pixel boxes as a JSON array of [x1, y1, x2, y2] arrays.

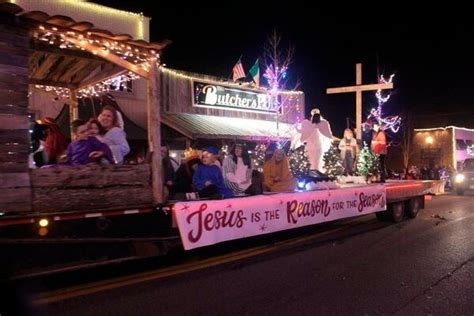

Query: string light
[[288, 145, 311, 178], [252, 144, 267, 172], [34, 25, 160, 66], [160, 67, 303, 96], [367, 73, 401, 133], [34, 72, 140, 99]]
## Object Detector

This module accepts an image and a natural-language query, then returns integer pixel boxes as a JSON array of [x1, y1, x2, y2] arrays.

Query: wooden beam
[[69, 61, 104, 86], [147, 64, 163, 204], [326, 63, 394, 139], [29, 78, 77, 89], [31, 42, 106, 63], [33, 54, 62, 80], [356, 64, 362, 140], [69, 89, 78, 139], [326, 83, 394, 94], [64, 36, 149, 78], [48, 57, 79, 83], [78, 65, 126, 89], [57, 58, 89, 83]]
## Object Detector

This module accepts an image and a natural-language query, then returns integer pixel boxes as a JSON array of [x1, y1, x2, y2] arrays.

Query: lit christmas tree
[[288, 145, 311, 178], [323, 142, 344, 179], [356, 145, 380, 181], [252, 144, 267, 172]]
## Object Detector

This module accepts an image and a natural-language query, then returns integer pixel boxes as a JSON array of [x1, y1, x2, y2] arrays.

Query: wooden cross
[[326, 63, 393, 139]]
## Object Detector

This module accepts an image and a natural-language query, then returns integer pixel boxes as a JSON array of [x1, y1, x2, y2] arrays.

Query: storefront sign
[[174, 185, 386, 250], [193, 81, 277, 113]]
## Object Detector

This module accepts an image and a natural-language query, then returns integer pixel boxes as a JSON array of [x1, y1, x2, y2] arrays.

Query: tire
[[375, 211, 390, 222], [456, 189, 464, 195], [407, 197, 422, 219], [388, 202, 405, 222]]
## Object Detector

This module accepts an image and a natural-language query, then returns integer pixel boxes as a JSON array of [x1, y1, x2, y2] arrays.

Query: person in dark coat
[[174, 150, 201, 199]]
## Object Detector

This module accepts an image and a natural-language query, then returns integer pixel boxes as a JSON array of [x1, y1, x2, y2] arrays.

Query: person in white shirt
[[223, 143, 257, 195]]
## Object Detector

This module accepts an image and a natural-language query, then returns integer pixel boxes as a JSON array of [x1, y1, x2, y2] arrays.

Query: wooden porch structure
[[0, 1, 170, 215]]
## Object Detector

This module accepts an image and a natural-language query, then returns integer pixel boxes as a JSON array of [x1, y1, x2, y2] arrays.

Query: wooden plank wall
[[0, 15, 32, 214], [31, 164, 153, 212]]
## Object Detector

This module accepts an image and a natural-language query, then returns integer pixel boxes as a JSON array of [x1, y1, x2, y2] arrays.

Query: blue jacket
[[193, 164, 234, 198]]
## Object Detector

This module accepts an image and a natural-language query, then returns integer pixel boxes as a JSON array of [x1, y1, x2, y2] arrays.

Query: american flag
[[232, 58, 245, 81]]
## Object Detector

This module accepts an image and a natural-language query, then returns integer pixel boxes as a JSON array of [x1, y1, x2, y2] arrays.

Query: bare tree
[[261, 29, 300, 137], [262, 29, 296, 92]]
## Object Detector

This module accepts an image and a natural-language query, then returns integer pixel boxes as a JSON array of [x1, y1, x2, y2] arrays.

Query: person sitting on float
[[35, 117, 68, 165], [193, 146, 234, 199], [174, 149, 201, 199], [223, 143, 260, 196], [263, 148, 297, 192], [65, 119, 113, 166], [87, 118, 106, 142], [98, 106, 130, 164]]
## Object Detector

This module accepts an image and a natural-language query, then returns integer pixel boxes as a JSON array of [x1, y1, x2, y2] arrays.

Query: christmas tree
[[252, 144, 267, 172], [288, 145, 311, 178], [323, 142, 344, 179], [356, 145, 380, 180]]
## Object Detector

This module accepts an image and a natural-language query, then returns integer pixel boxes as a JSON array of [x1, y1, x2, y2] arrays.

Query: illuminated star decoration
[[367, 74, 401, 133]]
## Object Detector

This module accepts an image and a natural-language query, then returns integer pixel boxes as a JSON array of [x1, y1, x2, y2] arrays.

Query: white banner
[[174, 185, 386, 250]]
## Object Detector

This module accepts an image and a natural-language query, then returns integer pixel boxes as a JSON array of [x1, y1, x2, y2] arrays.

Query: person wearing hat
[[193, 147, 233, 199], [300, 107, 333, 172], [174, 149, 201, 198]]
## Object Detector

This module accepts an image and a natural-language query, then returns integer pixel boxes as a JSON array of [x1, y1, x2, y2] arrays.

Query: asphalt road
[[24, 194, 474, 315]]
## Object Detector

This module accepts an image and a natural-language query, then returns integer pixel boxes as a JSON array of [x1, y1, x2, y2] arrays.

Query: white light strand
[[35, 26, 159, 66], [34, 72, 140, 99]]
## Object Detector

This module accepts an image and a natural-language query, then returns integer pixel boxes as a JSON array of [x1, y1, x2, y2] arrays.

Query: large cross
[[326, 63, 393, 139]]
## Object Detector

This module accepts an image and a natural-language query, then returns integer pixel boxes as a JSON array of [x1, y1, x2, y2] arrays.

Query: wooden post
[[355, 63, 362, 139], [147, 63, 163, 204], [69, 89, 78, 140], [326, 63, 393, 139]]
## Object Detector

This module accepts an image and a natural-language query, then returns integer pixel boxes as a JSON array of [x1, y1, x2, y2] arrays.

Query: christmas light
[[322, 142, 344, 179], [160, 67, 303, 96], [288, 145, 311, 178], [34, 25, 159, 66], [251, 144, 267, 172], [34, 72, 140, 99], [356, 146, 380, 181], [367, 73, 401, 133]]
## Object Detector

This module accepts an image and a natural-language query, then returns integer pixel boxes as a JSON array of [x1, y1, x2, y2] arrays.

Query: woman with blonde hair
[[338, 128, 358, 175], [98, 106, 130, 164]]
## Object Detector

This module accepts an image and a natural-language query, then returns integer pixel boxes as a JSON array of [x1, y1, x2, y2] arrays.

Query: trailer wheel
[[388, 202, 405, 222], [407, 197, 421, 219], [375, 211, 390, 222]]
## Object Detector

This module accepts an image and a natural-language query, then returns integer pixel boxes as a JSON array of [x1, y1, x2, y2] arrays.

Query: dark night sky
[[92, 3, 474, 136]]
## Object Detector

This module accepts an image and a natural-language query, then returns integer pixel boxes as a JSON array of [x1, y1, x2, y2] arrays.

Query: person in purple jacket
[[193, 147, 233, 199], [65, 119, 113, 166]]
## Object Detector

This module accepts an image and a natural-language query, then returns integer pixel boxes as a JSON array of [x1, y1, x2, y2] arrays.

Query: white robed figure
[[299, 108, 333, 172]]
